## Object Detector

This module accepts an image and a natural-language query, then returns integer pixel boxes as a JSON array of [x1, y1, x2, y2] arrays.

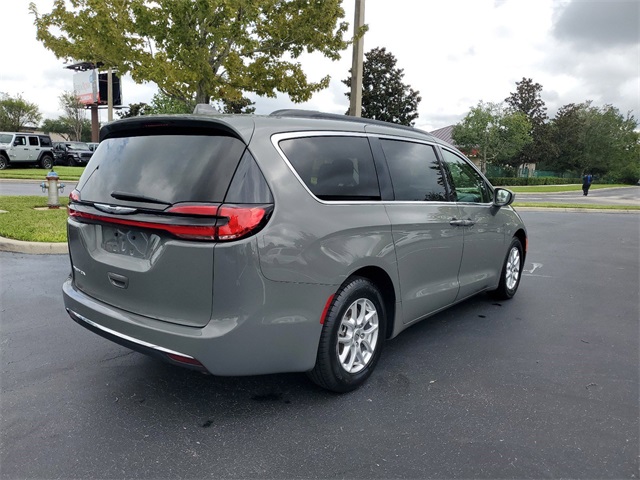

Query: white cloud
[[2, 0, 638, 132]]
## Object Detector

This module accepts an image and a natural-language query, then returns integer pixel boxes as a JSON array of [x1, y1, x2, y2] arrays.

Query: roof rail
[[269, 109, 429, 136]]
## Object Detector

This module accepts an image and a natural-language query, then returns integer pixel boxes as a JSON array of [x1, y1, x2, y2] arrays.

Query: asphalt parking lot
[[1, 211, 638, 479]]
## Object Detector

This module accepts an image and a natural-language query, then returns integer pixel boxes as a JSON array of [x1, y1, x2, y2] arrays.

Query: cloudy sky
[[2, 0, 638, 132]]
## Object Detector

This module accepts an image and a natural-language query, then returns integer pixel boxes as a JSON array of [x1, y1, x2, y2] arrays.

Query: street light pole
[[349, 0, 365, 117]]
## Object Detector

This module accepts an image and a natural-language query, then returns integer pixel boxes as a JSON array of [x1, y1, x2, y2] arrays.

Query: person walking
[[582, 173, 593, 196]]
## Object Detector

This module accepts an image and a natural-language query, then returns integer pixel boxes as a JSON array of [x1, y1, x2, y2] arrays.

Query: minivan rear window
[[279, 136, 381, 201], [78, 135, 246, 206]]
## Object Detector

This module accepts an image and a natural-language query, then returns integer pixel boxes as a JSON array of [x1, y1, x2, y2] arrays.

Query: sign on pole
[[73, 69, 99, 105]]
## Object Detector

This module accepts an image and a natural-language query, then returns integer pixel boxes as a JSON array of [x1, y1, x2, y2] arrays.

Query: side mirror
[[493, 187, 515, 207]]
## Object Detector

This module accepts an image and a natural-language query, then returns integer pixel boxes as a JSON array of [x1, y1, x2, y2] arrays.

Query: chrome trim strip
[[67, 309, 195, 359]]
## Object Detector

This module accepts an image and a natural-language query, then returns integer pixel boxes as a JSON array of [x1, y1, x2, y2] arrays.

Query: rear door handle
[[450, 219, 475, 227]]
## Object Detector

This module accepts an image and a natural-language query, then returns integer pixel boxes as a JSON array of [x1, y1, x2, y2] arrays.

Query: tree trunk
[[195, 83, 210, 105]]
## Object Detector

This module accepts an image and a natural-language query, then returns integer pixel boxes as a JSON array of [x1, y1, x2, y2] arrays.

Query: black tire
[[67, 156, 77, 167], [40, 154, 54, 169], [0, 154, 8, 170], [307, 277, 386, 393], [490, 237, 524, 300]]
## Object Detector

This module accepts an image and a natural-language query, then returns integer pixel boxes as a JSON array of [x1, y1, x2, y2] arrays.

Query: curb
[[0, 236, 68, 255]]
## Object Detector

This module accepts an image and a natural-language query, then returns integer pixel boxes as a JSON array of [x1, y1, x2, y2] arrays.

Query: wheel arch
[[513, 228, 527, 262], [347, 265, 397, 340]]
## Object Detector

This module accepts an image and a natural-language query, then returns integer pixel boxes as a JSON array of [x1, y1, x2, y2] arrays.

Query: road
[[515, 186, 640, 206], [0, 179, 78, 196], [1, 211, 638, 479]]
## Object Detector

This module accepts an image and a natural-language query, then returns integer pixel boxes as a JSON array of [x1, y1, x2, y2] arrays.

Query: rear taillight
[[69, 189, 80, 202], [216, 205, 267, 241], [68, 202, 270, 242]]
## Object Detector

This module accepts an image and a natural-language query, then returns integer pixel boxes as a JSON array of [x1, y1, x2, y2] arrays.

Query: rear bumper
[[66, 307, 207, 372], [62, 276, 331, 376]]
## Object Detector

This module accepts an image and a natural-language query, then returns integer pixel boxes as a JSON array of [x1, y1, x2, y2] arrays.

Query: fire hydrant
[[40, 171, 66, 209]]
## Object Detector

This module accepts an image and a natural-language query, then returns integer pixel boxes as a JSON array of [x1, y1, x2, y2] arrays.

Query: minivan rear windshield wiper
[[111, 191, 171, 205]]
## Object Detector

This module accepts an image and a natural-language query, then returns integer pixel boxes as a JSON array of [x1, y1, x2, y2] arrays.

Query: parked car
[[63, 108, 527, 392], [0, 132, 54, 169], [53, 141, 93, 166], [87, 142, 99, 152]]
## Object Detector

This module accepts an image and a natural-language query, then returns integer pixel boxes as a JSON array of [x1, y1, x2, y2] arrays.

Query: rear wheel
[[40, 154, 53, 169], [490, 237, 524, 300], [0, 154, 8, 170], [308, 277, 386, 393]]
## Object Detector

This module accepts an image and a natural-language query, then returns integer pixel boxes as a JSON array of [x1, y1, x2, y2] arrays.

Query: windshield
[[68, 142, 90, 150], [0, 134, 12, 144]]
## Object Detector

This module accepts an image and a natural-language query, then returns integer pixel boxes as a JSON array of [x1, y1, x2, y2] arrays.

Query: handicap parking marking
[[523, 262, 552, 278]]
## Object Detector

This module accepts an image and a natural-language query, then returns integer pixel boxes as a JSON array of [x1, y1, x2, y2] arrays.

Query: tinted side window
[[441, 149, 492, 203], [39, 136, 52, 147], [279, 136, 380, 201], [380, 139, 447, 201], [78, 134, 246, 206], [28, 136, 39, 146], [15, 136, 26, 146]]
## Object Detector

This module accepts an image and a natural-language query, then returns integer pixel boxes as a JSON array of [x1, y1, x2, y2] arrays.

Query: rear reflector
[[166, 353, 204, 367], [320, 294, 335, 325]]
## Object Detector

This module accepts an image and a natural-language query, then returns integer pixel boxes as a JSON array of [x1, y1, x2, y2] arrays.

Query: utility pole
[[107, 67, 114, 122], [349, 0, 365, 117]]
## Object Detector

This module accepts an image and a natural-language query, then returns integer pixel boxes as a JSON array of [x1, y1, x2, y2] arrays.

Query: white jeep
[[0, 132, 55, 170]]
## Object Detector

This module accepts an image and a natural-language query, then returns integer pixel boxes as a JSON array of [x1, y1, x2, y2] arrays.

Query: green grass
[[0, 166, 85, 181], [514, 202, 640, 210], [507, 184, 628, 193], [0, 196, 69, 242]]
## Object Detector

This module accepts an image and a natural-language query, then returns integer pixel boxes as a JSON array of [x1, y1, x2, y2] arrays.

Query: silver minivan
[[63, 109, 527, 392]]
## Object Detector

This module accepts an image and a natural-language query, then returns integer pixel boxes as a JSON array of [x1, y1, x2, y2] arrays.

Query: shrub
[[488, 177, 581, 186]]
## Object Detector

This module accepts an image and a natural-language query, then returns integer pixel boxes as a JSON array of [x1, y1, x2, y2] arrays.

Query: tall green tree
[[117, 102, 149, 119], [551, 101, 639, 179], [42, 117, 93, 142], [452, 101, 532, 173], [145, 92, 194, 115], [30, 0, 354, 106], [0, 93, 42, 131], [343, 47, 421, 126], [505, 77, 555, 167], [59, 91, 86, 141], [218, 96, 256, 114]]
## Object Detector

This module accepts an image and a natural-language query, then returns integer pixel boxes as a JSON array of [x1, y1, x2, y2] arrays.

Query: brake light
[[69, 189, 80, 202], [68, 203, 270, 242], [217, 206, 267, 241]]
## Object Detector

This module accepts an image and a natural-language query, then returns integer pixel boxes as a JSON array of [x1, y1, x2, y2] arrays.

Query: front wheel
[[307, 277, 386, 393], [490, 237, 524, 300], [67, 156, 77, 167]]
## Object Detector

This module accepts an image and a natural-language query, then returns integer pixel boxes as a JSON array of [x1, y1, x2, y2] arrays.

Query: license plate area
[[101, 225, 160, 259]]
